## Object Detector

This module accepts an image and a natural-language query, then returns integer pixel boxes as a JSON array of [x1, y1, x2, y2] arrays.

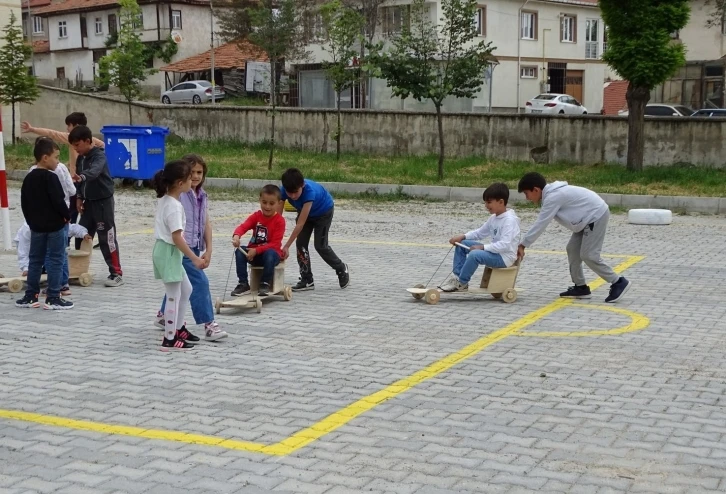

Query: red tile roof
[[161, 40, 267, 73], [34, 0, 209, 15], [24, 0, 52, 9], [603, 80, 628, 115], [32, 40, 50, 53]]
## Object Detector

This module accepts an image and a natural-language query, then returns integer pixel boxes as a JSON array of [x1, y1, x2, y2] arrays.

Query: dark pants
[[296, 207, 344, 282], [26, 228, 66, 299], [69, 194, 79, 224], [79, 196, 122, 276], [236, 248, 280, 285]]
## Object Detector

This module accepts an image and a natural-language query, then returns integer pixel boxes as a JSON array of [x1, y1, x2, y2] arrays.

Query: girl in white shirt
[[152, 160, 206, 352]]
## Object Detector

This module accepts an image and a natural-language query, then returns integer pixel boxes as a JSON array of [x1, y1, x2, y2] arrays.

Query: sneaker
[[61, 286, 71, 297], [43, 297, 74, 310], [204, 322, 228, 341], [292, 279, 314, 291], [105, 274, 124, 287], [559, 285, 592, 299], [337, 264, 350, 289], [438, 273, 458, 291], [154, 311, 165, 330], [176, 326, 200, 343], [258, 282, 271, 297], [605, 277, 631, 303], [231, 282, 251, 297], [161, 337, 194, 352], [16, 294, 40, 308], [445, 280, 468, 293]]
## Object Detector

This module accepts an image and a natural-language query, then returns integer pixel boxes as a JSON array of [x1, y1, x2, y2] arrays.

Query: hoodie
[[464, 209, 521, 267], [76, 146, 114, 201], [521, 181, 608, 248]]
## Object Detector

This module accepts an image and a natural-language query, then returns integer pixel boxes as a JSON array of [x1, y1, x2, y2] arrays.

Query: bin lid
[[101, 125, 170, 136]]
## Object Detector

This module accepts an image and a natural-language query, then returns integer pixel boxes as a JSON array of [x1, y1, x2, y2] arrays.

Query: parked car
[[691, 108, 726, 117], [618, 104, 694, 117], [160, 80, 225, 104], [525, 94, 588, 115]]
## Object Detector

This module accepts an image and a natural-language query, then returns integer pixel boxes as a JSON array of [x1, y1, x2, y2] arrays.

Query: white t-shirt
[[30, 162, 75, 207], [154, 195, 185, 245]]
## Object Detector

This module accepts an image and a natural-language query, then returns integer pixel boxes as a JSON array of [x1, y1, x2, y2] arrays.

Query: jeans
[[453, 239, 507, 285], [236, 248, 280, 285], [26, 228, 66, 299], [45, 223, 69, 287], [160, 247, 214, 325]]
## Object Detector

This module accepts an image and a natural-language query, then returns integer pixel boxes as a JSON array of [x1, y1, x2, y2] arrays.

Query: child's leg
[[259, 249, 281, 286], [579, 210, 619, 284], [452, 240, 483, 277], [176, 271, 193, 330], [295, 218, 315, 281], [25, 231, 48, 298], [458, 250, 506, 286], [44, 228, 66, 299], [235, 248, 250, 285], [183, 248, 215, 325], [312, 208, 345, 272], [566, 230, 586, 286], [163, 281, 182, 340], [92, 197, 123, 277], [62, 223, 70, 287]]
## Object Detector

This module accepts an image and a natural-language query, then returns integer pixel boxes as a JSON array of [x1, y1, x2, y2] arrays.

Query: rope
[[424, 245, 454, 288], [220, 248, 237, 304]]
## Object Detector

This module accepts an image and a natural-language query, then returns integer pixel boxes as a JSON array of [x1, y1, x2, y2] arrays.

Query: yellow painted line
[[0, 256, 647, 455], [519, 302, 650, 338]]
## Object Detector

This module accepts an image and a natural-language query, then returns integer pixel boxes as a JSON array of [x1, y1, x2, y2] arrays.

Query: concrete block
[[508, 190, 527, 205], [449, 186, 482, 203], [598, 193, 622, 208], [321, 182, 398, 195], [651, 196, 675, 210], [400, 185, 450, 200], [241, 178, 272, 190], [205, 177, 240, 189], [9, 170, 27, 181], [620, 194, 653, 209], [668, 196, 720, 214], [720, 197, 726, 215]]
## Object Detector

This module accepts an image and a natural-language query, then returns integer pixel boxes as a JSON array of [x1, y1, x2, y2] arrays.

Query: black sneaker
[[605, 277, 631, 303], [161, 337, 194, 352], [258, 282, 271, 297], [176, 326, 200, 342], [43, 297, 74, 310], [16, 294, 40, 308], [292, 279, 314, 291], [337, 264, 350, 289], [231, 282, 250, 297], [559, 285, 592, 299]]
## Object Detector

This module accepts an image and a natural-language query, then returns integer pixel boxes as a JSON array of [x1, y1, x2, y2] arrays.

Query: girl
[[153, 160, 205, 351], [155, 154, 227, 341]]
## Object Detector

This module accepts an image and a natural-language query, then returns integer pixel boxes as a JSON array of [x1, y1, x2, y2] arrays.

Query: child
[[16, 221, 91, 275], [69, 125, 124, 287], [15, 138, 73, 310], [155, 154, 227, 341], [152, 160, 206, 351], [277, 168, 349, 291], [231, 184, 286, 297], [517, 172, 631, 303], [439, 183, 521, 292]]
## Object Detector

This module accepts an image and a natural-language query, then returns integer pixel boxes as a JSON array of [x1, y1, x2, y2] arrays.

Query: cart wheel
[[255, 298, 263, 313], [283, 285, 292, 301], [412, 283, 425, 300], [215, 298, 221, 315], [502, 289, 517, 303], [133, 180, 144, 190], [425, 288, 440, 305], [8, 279, 23, 293], [122, 179, 134, 186], [491, 293, 502, 299], [78, 273, 93, 287]]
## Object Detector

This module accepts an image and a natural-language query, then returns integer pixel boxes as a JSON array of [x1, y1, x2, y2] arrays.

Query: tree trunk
[[625, 84, 650, 172], [336, 90, 341, 161], [268, 60, 276, 170], [11, 103, 16, 144], [128, 101, 133, 125], [435, 103, 444, 180]]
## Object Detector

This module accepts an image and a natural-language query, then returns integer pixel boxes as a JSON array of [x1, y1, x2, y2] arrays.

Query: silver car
[[160, 80, 225, 104]]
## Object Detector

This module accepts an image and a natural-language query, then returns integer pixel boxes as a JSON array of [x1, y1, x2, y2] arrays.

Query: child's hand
[[246, 248, 257, 260], [517, 245, 526, 260], [76, 197, 84, 213], [449, 234, 465, 245], [22, 270, 28, 277], [281, 246, 290, 260], [83, 234, 92, 241], [232, 236, 240, 248], [72, 174, 82, 183], [192, 256, 206, 269], [20, 121, 33, 133], [202, 251, 212, 268]]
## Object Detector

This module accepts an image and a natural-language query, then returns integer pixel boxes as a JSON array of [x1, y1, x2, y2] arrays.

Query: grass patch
[[5, 140, 726, 197], [219, 96, 267, 107]]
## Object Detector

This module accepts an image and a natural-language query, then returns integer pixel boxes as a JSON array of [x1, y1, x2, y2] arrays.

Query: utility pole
[[210, 0, 215, 104], [27, 0, 35, 75]]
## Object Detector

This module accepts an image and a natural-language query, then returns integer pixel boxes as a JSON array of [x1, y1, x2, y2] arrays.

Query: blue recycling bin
[[101, 125, 170, 183]]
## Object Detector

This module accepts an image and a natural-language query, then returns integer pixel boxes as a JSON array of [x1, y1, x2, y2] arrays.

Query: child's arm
[[21, 122, 70, 144], [75, 153, 107, 183], [282, 202, 312, 259], [16, 232, 29, 274], [57, 164, 76, 199], [172, 230, 205, 269], [201, 215, 213, 267], [49, 174, 71, 222], [520, 200, 560, 249], [232, 213, 257, 247], [68, 224, 89, 239], [450, 220, 491, 245]]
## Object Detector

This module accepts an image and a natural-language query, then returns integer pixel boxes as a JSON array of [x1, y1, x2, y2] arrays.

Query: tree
[[704, 0, 726, 29], [0, 11, 39, 143], [218, 0, 311, 169], [321, 0, 365, 160], [97, 0, 152, 124], [366, 0, 494, 179], [600, 0, 689, 171]]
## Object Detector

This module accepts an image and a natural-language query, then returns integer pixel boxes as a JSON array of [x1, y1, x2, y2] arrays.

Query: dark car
[[691, 109, 726, 117]]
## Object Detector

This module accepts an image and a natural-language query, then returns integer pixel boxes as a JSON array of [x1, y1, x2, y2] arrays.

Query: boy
[[231, 185, 286, 297], [277, 168, 349, 291], [16, 138, 73, 310], [439, 183, 521, 292], [69, 125, 124, 287], [15, 221, 91, 282], [516, 172, 631, 303]]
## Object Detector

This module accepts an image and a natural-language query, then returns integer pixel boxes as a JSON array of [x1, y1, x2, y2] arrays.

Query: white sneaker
[[105, 274, 124, 287], [204, 322, 228, 341], [154, 312, 165, 330], [450, 280, 468, 292], [438, 274, 458, 291]]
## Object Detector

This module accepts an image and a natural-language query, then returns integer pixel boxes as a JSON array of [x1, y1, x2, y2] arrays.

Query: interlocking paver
[[1, 186, 725, 493]]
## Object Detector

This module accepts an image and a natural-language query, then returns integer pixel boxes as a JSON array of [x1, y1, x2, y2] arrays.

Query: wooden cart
[[215, 261, 292, 314]]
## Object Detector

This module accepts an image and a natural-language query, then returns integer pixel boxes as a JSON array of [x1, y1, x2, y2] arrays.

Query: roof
[[32, 40, 50, 54], [602, 80, 628, 115], [23, 0, 51, 9], [161, 40, 267, 73], [34, 0, 210, 15]]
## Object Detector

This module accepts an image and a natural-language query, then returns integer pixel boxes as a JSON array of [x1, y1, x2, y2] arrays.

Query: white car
[[160, 80, 225, 104], [525, 94, 588, 115]]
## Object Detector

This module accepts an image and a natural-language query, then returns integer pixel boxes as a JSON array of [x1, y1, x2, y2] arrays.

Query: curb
[[8, 171, 725, 214]]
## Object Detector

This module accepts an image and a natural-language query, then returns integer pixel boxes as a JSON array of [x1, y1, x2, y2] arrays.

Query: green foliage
[[600, 0, 690, 89], [143, 35, 179, 64], [321, 0, 364, 95]]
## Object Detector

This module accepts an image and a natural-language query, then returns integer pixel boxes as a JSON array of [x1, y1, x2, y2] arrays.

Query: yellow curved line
[[519, 301, 650, 338]]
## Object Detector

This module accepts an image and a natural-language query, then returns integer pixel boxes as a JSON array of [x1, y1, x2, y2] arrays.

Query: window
[[302, 11, 325, 42], [132, 13, 143, 29], [520, 11, 537, 40], [95, 17, 103, 35], [473, 6, 486, 37], [33, 16, 44, 34], [560, 14, 575, 42], [585, 19, 599, 58], [108, 14, 117, 35], [602, 25, 608, 53], [23, 17, 28, 36], [171, 10, 182, 29], [56, 67, 65, 79], [58, 20, 67, 38], [520, 66, 537, 78], [722, 11, 726, 35], [382, 5, 410, 35]]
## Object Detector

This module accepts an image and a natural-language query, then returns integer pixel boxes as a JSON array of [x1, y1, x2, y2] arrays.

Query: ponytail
[[152, 160, 192, 198]]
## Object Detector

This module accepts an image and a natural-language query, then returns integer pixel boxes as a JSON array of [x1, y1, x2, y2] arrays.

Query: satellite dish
[[171, 31, 183, 44]]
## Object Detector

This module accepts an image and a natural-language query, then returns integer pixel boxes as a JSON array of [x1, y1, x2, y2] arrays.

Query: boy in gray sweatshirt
[[517, 172, 630, 303]]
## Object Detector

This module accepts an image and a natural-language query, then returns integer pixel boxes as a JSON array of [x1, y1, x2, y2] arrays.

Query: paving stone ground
[[1, 186, 725, 494]]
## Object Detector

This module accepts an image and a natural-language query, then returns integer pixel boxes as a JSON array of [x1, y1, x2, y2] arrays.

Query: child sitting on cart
[[439, 183, 521, 292]]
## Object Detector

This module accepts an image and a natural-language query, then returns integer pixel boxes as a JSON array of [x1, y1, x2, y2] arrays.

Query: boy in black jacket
[[69, 125, 124, 287], [16, 139, 74, 310]]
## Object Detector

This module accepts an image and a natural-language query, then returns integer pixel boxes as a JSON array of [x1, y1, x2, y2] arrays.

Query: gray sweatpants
[[566, 209, 620, 286]]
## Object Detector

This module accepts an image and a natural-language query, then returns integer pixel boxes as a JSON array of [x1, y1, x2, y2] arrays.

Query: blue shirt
[[280, 179, 334, 217]]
